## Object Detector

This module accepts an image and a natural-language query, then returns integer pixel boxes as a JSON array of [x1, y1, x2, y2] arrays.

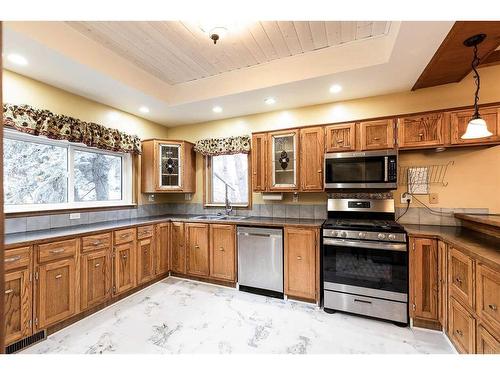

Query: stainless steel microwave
[[324, 150, 398, 189]]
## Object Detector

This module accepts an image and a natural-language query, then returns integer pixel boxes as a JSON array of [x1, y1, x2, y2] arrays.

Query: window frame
[[203, 153, 252, 208], [4, 128, 133, 214]]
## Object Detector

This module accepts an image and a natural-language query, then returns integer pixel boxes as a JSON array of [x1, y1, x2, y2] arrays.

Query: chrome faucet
[[214, 172, 235, 217]]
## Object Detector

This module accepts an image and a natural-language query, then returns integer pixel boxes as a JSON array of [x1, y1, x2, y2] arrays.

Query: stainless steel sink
[[190, 214, 248, 221], [218, 215, 248, 221]]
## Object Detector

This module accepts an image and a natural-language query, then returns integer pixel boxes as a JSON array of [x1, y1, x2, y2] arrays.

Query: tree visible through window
[[207, 153, 249, 206]]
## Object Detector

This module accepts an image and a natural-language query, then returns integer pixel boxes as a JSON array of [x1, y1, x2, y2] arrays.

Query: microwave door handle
[[384, 156, 388, 182]]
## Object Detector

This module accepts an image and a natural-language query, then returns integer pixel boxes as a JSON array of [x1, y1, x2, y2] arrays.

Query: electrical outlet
[[400, 193, 413, 204], [69, 213, 81, 220], [292, 193, 299, 203], [148, 194, 155, 202], [185, 193, 192, 201], [429, 193, 439, 204]]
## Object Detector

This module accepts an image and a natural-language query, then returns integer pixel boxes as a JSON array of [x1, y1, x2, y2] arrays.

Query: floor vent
[[6, 331, 46, 354]]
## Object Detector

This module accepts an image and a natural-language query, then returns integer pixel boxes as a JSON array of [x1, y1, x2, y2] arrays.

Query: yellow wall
[[167, 65, 500, 213]]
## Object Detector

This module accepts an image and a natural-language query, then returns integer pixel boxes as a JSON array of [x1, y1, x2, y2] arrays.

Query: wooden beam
[[480, 49, 500, 67], [412, 21, 500, 90]]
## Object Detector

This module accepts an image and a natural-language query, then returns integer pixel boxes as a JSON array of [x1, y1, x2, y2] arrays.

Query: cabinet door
[[36, 258, 77, 329], [155, 222, 170, 275], [300, 127, 324, 191], [4, 268, 32, 345], [158, 142, 182, 189], [449, 247, 475, 310], [410, 238, 439, 322], [359, 119, 394, 150], [81, 249, 111, 311], [209, 224, 236, 281], [438, 241, 448, 331], [170, 222, 186, 274], [251, 134, 268, 192], [397, 113, 444, 148], [476, 263, 499, 332], [137, 237, 155, 285], [113, 241, 136, 295], [477, 324, 500, 354], [284, 227, 317, 301], [448, 297, 476, 354], [450, 107, 500, 145], [325, 123, 356, 152], [268, 130, 299, 191], [186, 223, 210, 277]]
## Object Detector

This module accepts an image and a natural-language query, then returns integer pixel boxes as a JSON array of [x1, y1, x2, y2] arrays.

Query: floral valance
[[3, 103, 141, 154], [194, 135, 251, 156]]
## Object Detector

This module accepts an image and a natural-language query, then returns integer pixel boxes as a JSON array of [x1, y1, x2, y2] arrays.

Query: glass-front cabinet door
[[158, 143, 182, 189], [269, 131, 299, 190]]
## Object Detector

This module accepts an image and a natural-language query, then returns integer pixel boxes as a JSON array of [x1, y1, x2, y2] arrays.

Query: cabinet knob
[[297, 256, 302, 261], [219, 246, 224, 252], [373, 137, 380, 141], [488, 304, 498, 311], [194, 245, 200, 249], [95, 263, 101, 268], [122, 254, 128, 259], [4, 289, 13, 295], [337, 139, 344, 143], [455, 277, 463, 284], [55, 274, 62, 279], [317, 170, 322, 173], [92, 241, 102, 246], [455, 329, 463, 336]]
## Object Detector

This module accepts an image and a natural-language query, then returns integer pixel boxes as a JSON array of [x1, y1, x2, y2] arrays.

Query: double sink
[[190, 214, 248, 221]]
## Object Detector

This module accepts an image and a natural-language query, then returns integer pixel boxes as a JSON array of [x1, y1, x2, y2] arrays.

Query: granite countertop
[[454, 213, 500, 228], [4, 214, 325, 248], [404, 224, 500, 269]]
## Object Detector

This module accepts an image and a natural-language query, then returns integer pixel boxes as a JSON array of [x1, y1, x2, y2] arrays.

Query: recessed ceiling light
[[329, 84, 342, 94], [7, 53, 28, 66], [212, 106, 223, 113], [139, 106, 150, 113], [264, 97, 276, 105]]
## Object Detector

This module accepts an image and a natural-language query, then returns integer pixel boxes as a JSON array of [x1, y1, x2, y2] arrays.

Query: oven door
[[323, 238, 408, 299], [324, 151, 397, 189]]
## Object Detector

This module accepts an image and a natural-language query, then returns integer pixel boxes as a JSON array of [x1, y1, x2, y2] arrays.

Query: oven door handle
[[323, 238, 407, 252]]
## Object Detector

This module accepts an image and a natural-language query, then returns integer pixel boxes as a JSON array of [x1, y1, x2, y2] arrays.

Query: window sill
[[5, 204, 137, 218], [203, 204, 251, 209]]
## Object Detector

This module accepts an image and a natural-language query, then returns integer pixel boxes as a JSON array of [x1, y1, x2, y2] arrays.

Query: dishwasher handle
[[238, 232, 281, 239]]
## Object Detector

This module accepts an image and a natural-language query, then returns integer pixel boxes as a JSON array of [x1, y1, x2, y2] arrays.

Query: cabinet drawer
[[114, 228, 136, 245], [449, 247, 474, 310], [476, 264, 500, 332], [38, 239, 77, 263], [448, 297, 476, 354], [4, 246, 31, 271], [81, 232, 111, 253], [137, 225, 154, 239], [477, 324, 500, 354]]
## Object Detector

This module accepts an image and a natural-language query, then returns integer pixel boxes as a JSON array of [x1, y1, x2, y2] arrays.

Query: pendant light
[[461, 33, 493, 139]]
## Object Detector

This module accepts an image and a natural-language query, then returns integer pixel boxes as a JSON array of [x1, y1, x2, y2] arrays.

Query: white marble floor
[[22, 277, 454, 354]]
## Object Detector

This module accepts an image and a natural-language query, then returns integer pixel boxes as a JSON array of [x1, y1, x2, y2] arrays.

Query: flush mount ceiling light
[[461, 33, 493, 140], [139, 106, 150, 113], [6, 53, 28, 66], [329, 84, 342, 94], [264, 97, 276, 105], [212, 106, 223, 113]]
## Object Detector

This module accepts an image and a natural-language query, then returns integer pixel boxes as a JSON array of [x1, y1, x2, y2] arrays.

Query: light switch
[[429, 193, 439, 204], [69, 213, 81, 220]]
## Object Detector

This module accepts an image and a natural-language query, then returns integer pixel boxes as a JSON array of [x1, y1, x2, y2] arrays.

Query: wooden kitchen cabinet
[[448, 297, 476, 354], [186, 223, 210, 277], [141, 139, 196, 193], [359, 119, 395, 150], [155, 222, 170, 275], [284, 227, 318, 301], [80, 248, 111, 311], [4, 246, 32, 345], [438, 241, 448, 331], [449, 106, 500, 145], [251, 133, 268, 192], [325, 123, 356, 152], [268, 130, 299, 191], [137, 237, 155, 285], [397, 113, 444, 148], [170, 222, 186, 274], [113, 241, 136, 295], [476, 324, 500, 354], [449, 247, 475, 310], [300, 127, 324, 191], [209, 224, 236, 281], [409, 237, 439, 326], [476, 263, 500, 332]]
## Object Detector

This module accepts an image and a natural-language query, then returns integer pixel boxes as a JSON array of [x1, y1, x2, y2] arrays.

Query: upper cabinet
[[449, 106, 500, 145], [268, 130, 299, 191], [141, 139, 196, 193], [359, 120, 395, 151], [397, 113, 444, 149], [300, 127, 324, 191], [325, 123, 356, 152]]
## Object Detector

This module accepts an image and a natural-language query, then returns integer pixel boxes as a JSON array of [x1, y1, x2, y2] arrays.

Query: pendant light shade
[[461, 33, 491, 140]]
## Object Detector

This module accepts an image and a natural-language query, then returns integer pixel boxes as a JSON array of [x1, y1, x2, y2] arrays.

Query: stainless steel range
[[322, 198, 408, 325]]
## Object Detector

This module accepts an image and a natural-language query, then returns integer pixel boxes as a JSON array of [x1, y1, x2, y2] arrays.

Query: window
[[3, 129, 133, 213], [205, 153, 250, 207]]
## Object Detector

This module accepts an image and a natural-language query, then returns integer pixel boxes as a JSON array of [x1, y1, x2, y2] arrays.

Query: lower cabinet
[[209, 224, 236, 281], [438, 241, 448, 331], [448, 297, 476, 354], [477, 324, 500, 354], [137, 237, 155, 285], [113, 241, 136, 295], [284, 227, 318, 301], [155, 222, 170, 275], [170, 222, 186, 274], [80, 249, 112, 311], [186, 223, 210, 277]]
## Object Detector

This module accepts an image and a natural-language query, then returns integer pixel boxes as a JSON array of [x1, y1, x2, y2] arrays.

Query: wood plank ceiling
[[412, 21, 500, 90], [67, 21, 389, 85]]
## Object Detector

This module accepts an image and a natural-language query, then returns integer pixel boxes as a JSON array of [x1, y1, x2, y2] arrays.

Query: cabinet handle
[[120, 234, 129, 238], [95, 263, 101, 268], [373, 137, 380, 140], [455, 329, 463, 336], [194, 245, 200, 249], [455, 277, 463, 284], [317, 170, 322, 173], [296, 256, 302, 260], [55, 274, 62, 279], [219, 247, 224, 252], [5, 255, 21, 263], [354, 299, 372, 304], [488, 304, 498, 311], [5, 289, 13, 295], [122, 254, 128, 259], [92, 241, 102, 246], [336, 140, 344, 143], [50, 248, 65, 254], [419, 133, 424, 138]]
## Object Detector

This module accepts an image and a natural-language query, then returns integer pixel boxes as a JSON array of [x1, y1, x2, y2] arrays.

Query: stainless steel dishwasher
[[237, 226, 283, 298]]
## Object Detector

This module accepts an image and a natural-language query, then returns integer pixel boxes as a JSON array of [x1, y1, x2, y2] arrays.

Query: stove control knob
[[358, 232, 366, 239], [377, 233, 386, 240], [388, 234, 396, 241], [340, 231, 347, 238]]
